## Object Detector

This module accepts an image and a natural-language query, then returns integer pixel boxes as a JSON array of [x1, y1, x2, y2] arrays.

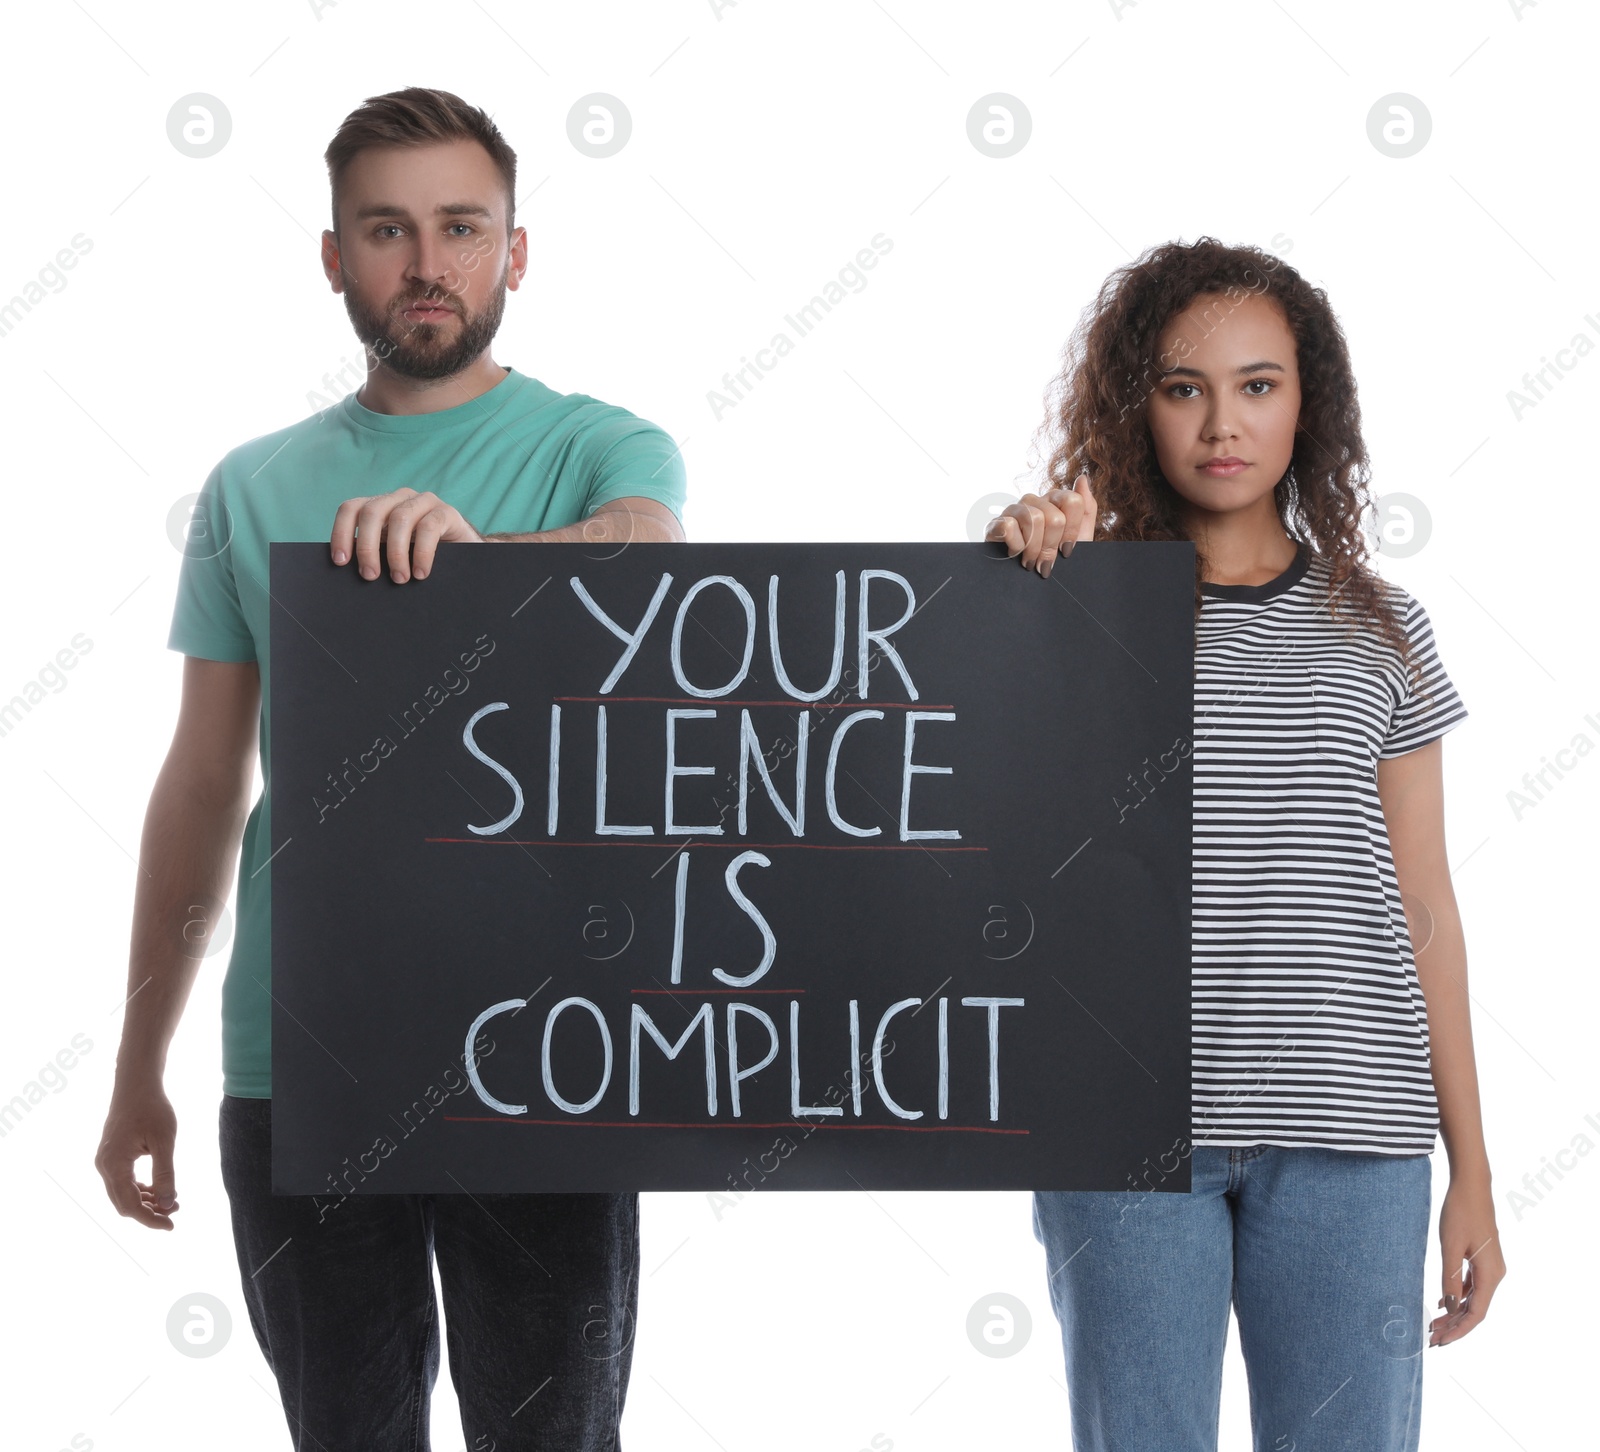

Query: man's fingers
[[328, 495, 372, 567], [351, 489, 418, 580], [96, 1150, 174, 1230]]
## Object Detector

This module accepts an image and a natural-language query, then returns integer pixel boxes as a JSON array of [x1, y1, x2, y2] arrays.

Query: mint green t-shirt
[[167, 368, 687, 1097]]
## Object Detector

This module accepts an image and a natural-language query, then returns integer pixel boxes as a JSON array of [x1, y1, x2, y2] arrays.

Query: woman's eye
[[1244, 379, 1274, 396], [1169, 383, 1199, 399]]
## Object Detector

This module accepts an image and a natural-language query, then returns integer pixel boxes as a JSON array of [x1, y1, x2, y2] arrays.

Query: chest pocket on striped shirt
[[1310, 665, 1391, 774]]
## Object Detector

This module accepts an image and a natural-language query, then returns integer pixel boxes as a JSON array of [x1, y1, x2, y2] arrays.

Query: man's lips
[[399, 300, 457, 320]]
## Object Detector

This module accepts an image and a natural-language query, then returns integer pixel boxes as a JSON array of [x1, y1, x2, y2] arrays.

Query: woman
[[987, 238, 1504, 1452]]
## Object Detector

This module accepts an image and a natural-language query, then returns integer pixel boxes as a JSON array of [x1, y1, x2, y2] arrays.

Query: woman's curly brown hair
[[1034, 236, 1416, 682]]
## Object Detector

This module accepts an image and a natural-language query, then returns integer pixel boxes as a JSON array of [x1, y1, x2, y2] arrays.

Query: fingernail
[[332, 549, 347, 564]]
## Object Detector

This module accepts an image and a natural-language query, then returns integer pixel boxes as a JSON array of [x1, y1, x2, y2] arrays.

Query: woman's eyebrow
[[1158, 360, 1287, 378]]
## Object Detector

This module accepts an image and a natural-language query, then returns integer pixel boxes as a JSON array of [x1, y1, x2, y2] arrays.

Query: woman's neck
[[1180, 498, 1299, 588]]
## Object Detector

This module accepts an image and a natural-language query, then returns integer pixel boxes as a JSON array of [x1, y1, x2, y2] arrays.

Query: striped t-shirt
[[1189, 542, 1468, 1155]]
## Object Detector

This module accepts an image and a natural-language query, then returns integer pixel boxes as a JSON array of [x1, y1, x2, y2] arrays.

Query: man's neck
[[356, 354, 509, 417]]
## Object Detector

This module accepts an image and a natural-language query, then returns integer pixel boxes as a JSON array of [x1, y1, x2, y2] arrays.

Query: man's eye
[[375, 225, 403, 239], [448, 224, 475, 236]]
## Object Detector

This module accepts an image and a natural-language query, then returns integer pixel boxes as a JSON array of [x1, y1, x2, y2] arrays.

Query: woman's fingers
[[987, 495, 1068, 574]]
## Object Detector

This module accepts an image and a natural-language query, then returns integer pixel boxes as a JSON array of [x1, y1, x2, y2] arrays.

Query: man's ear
[[506, 224, 528, 293], [321, 229, 344, 293]]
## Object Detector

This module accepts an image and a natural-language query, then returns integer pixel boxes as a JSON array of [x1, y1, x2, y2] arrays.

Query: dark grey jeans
[[219, 1095, 639, 1451]]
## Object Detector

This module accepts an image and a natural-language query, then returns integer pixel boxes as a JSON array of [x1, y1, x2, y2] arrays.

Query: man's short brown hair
[[324, 87, 518, 233]]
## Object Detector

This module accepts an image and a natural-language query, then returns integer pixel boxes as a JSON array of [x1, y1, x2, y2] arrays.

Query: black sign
[[269, 541, 1194, 1197]]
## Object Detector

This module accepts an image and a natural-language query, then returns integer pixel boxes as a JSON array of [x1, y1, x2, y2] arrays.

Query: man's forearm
[[484, 503, 684, 546], [114, 764, 252, 1086]]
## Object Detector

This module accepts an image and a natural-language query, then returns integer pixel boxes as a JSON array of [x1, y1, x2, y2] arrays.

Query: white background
[[2, 1, 1595, 1449]]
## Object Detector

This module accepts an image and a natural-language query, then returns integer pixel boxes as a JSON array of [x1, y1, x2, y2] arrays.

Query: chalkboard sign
[[269, 541, 1194, 1196]]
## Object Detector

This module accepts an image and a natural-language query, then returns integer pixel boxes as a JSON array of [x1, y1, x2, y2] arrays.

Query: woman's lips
[[1199, 458, 1248, 477]]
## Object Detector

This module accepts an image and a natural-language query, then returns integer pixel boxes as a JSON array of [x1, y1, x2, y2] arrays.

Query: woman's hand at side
[[985, 473, 1098, 578], [1429, 1168, 1505, 1346]]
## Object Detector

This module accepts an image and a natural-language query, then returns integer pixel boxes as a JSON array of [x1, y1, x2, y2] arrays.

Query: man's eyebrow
[[1157, 360, 1287, 379], [351, 201, 496, 221]]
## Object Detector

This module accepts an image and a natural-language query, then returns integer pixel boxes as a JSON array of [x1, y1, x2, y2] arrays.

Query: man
[[95, 87, 685, 1450]]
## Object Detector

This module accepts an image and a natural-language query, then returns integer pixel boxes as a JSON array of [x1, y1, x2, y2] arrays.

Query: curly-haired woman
[[988, 237, 1504, 1452]]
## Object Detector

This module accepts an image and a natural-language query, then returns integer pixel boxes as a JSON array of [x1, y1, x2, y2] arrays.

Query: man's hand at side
[[96, 658, 258, 1232]]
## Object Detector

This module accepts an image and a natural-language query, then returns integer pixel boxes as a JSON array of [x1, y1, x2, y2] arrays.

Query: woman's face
[[1145, 291, 1302, 524]]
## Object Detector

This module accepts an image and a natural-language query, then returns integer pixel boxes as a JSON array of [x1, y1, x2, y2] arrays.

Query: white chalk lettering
[[462, 702, 523, 835], [671, 575, 756, 697], [874, 998, 923, 1119], [570, 573, 675, 694], [665, 708, 723, 834], [630, 1001, 717, 1115], [727, 1002, 780, 1117], [541, 997, 614, 1114], [857, 570, 919, 700], [769, 571, 846, 700], [901, 711, 960, 840], [712, 850, 777, 987], [963, 997, 1025, 1120], [826, 708, 885, 837]]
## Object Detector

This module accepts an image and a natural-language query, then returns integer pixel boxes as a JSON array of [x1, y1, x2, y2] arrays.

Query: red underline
[[554, 697, 953, 709], [632, 987, 803, 994], [442, 1115, 1027, 1135], [424, 838, 986, 852]]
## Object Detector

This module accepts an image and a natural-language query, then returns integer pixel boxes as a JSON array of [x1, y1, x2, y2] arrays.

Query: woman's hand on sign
[[330, 487, 485, 584], [985, 473, 1098, 578]]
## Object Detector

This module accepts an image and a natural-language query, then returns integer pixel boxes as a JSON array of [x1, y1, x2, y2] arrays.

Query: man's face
[[322, 139, 525, 381]]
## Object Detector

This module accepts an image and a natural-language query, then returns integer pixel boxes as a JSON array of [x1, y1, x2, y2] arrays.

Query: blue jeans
[[1033, 1145, 1431, 1452], [219, 1095, 639, 1451]]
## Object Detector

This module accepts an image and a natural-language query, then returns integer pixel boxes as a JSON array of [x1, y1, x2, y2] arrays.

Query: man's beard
[[342, 266, 508, 382]]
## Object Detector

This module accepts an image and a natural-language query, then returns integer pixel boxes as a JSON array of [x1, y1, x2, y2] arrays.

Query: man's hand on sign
[[984, 473, 1098, 578], [330, 487, 485, 584]]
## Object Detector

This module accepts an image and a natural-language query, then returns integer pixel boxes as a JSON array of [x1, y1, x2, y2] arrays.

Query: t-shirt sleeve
[[166, 468, 257, 663], [1379, 594, 1468, 758], [578, 411, 687, 522]]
